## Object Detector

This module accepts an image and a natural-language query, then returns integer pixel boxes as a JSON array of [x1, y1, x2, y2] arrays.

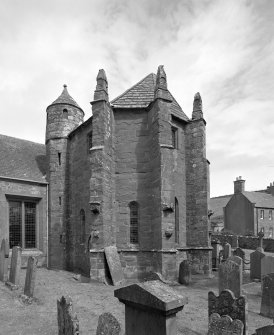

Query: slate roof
[[243, 191, 274, 209], [0, 135, 47, 183], [48, 85, 83, 112], [111, 73, 189, 121]]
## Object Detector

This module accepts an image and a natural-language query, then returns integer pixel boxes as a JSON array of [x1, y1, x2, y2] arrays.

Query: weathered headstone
[[212, 240, 222, 270], [261, 256, 274, 281], [260, 273, 274, 318], [208, 289, 248, 335], [258, 231, 264, 251], [24, 256, 38, 298], [208, 313, 244, 335], [114, 280, 188, 335], [231, 235, 239, 249], [6, 246, 21, 289], [250, 249, 265, 280], [178, 260, 191, 285], [233, 248, 245, 270], [104, 246, 124, 286], [219, 256, 242, 297], [96, 312, 122, 335], [223, 243, 232, 261], [255, 325, 274, 335], [57, 296, 79, 335], [0, 239, 9, 282]]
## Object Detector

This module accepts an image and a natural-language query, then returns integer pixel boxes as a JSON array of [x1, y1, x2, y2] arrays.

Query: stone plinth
[[114, 280, 188, 335]]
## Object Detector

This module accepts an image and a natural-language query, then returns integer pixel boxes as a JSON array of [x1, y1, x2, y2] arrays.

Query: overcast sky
[[0, 0, 273, 197]]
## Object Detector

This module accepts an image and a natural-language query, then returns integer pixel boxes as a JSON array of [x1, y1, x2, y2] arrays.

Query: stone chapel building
[[0, 66, 211, 281]]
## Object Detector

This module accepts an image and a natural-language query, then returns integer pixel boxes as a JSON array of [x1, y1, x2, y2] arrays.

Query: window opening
[[59, 197, 62, 206], [172, 127, 178, 149], [58, 152, 61, 166], [260, 210, 264, 220], [9, 200, 36, 249], [175, 197, 179, 243], [269, 227, 273, 238], [80, 209, 85, 243], [129, 201, 139, 244], [63, 109, 68, 119], [269, 210, 273, 220], [88, 132, 93, 151]]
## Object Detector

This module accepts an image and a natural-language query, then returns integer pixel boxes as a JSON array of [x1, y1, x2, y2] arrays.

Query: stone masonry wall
[[0, 178, 47, 266]]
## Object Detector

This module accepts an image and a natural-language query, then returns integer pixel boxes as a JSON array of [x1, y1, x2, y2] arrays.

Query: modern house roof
[[242, 191, 274, 209], [111, 73, 189, 122], [0, 135, 47, 183]]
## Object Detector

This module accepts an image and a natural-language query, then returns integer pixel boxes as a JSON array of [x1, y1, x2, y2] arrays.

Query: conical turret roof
[[48, 85, 83, 112]]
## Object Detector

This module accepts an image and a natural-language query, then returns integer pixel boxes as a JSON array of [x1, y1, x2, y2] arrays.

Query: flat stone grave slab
[[104, 246, 124, 286]]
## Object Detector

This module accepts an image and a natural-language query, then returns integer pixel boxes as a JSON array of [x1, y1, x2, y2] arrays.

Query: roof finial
[[63, 84, 67, 88], [154, 65, 171, 102], [192, 92, 203, 120], [93, 69, 109, 102]]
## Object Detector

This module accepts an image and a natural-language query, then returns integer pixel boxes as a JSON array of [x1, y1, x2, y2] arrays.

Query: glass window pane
[[24, 202, 36, 248], [9, 201, 22, 248]]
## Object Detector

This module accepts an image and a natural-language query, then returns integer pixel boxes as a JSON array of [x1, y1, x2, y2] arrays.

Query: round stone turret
[[46, 85, 84, 142]]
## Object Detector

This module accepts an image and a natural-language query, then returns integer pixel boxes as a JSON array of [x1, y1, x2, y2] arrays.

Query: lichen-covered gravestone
[[219, 256, 242, 298], [208, 313, 244, 335], [5, 246, 21, 289], [208, 289, 247, 335], [57, 296, 79, 335], [178, 260, 191, 285], [24, 256, 38, 298], [261, 256, 274, 281], [96, 312, 122, 335], [250, 249, 265, 280], [223, 243, 232, 261], [104, 246, 124, 286], [260, 273, 274, 318]]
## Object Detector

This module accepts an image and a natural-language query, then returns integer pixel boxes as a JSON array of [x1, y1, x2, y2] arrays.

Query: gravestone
[[96, 312, 122, 335], [250, 249, 265, 280], [219, 256, 242, 297], [212, 241, 222, 270], [261, 256, 274, 281], [233, 248, 245, 270], [57, 296, 79, 335], [24, 256, 38, 298], [208, 289, 247, 335], [223, 243, 232, 260], [258, 231, 264, 251], [231, 235, 239, 249], [178, 260, 191, 285], [255, 325, 274, 335], [0, 239, 9, 282], [6, 246, 22, 289], [114, 280, 188, 335], [208, 313, 244, 335], [260, 273, 274, 318], [104, 246, 124, 286]]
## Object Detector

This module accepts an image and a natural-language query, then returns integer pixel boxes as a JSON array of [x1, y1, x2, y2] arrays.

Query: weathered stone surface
[[96, 312, 122, 335], [250, 249, 265, 280], [260, 273, 274, 318], [261, 256, 274, 281], [219, 256, 242, 297], [57, 296, 79, 335], [9, 246, 22, 285], [208, 289, 247, 335], [255, 325, 274, 335], [24, 256, 38, 298], [208, 313, 244, 335], [178, 260, 191, 285], [115, 280, 188, 335], [0, 239, 9, 282], [104, 246, 124, 286], [233, 248, 245, 269], [223, 243, 232, 260]]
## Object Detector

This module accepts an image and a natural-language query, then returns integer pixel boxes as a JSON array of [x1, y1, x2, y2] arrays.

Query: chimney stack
[[267, 181, 274, 196], [234, 176, 245, 194]]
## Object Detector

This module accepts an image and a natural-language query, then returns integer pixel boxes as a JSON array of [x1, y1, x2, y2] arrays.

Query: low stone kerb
[[114, 280, 188, 315]]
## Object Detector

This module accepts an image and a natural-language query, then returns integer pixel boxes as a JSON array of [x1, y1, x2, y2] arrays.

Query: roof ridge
[[111, 73, 155, 104]]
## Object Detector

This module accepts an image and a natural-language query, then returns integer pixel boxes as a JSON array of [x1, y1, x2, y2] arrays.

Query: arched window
[[175, 197, 179, 243], [129, 201, 139, 244], [63, 109, 68, 119], [80, 209, 85, 243]]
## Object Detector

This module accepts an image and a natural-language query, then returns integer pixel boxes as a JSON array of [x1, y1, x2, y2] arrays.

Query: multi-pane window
[[172, 127, 178, 149], [9, 200, 36, 249], [80, 209, 85, 243], [260, 210, 264, 220], [269, 210, 273, 220], [175, 198, 179, 243], [129, 201, 139, 244]]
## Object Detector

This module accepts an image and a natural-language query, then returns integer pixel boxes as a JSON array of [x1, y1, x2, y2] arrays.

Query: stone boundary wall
[[212, 233, 274, 252]]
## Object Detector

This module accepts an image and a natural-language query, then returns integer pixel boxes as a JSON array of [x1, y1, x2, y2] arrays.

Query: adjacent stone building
[[0, 66, 211, 281], [223, 177, 274, 237]]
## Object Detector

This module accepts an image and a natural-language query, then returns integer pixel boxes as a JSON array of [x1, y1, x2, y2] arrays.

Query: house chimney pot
[[234, 176, 245, 194]]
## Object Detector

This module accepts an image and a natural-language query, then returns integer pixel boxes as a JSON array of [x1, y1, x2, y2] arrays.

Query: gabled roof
[[0, 135, 47, 183], [48, 85, 83, 112], [111, 73, 189, 121], [242, 191, 274, 209]]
